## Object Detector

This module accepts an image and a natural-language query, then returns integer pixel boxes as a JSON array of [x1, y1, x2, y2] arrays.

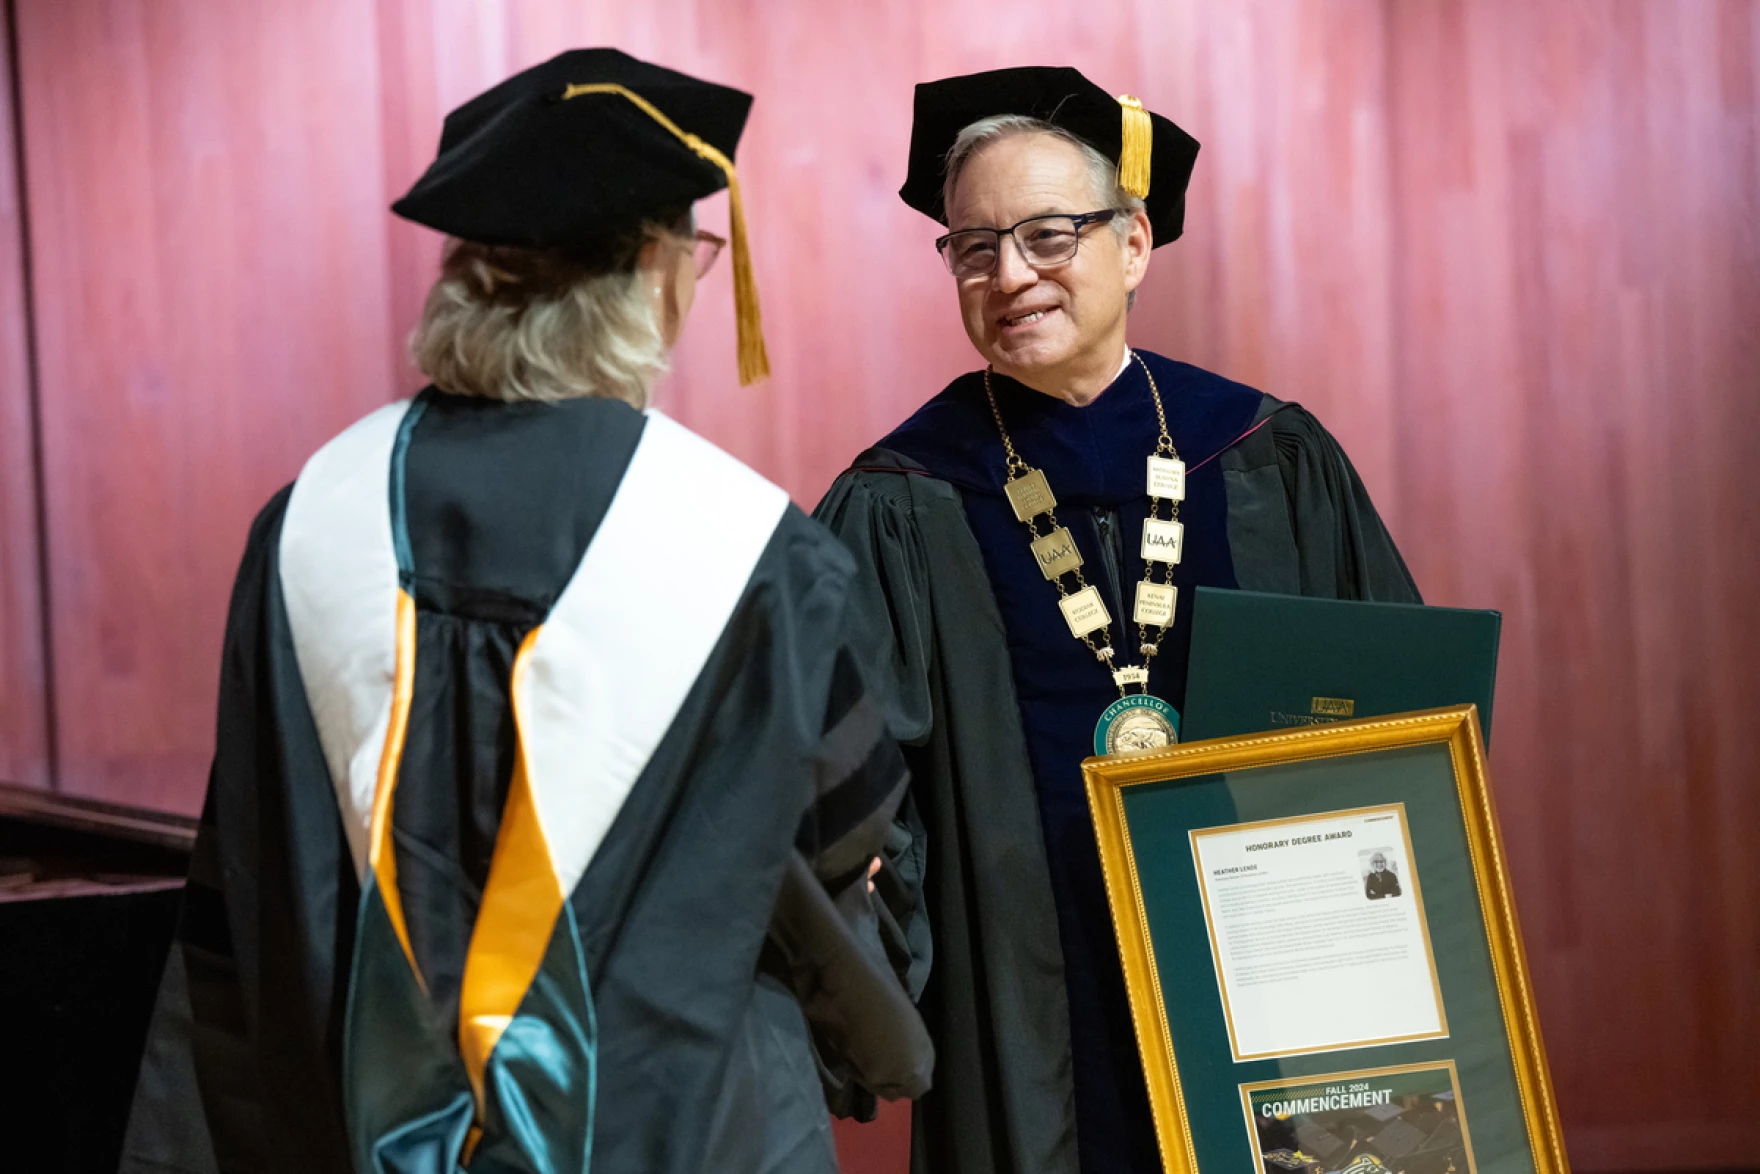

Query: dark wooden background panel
[[3, 2, 1755, 1170], [0, 0, 50, 791]]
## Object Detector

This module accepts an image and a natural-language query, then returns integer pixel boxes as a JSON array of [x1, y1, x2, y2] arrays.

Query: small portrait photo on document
[[1359, 848, 1404, 900]]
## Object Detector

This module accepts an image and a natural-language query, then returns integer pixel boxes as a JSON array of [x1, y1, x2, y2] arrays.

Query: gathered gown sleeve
[[771, 621, 934, 1121], [811, 457, 939, 1002], [123, 485, 359, 1174], [1271, 405, 1421, 602], [1223, 399, 1422, 604], [814, 452, 1081, 1174]]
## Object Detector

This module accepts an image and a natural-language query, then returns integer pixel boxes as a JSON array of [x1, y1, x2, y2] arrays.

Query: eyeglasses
[[935, 210, 1124, 280], [692, 229, 726, 278]]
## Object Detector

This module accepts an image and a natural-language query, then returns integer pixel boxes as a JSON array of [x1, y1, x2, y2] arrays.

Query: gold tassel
[[1116, 94, 1153, 201], [718, 168, 771, 385], [562, 82, 771, 385]]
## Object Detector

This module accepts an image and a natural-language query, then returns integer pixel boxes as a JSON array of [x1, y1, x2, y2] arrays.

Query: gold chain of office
[[983, 350, 1189, 699]]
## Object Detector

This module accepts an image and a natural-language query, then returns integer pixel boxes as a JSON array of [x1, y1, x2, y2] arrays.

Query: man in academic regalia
[[120, 49, 929, 1174], [814, 67, 1420, 1174]]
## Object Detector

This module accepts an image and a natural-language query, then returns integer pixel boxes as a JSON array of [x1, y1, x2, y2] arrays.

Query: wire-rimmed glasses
[[692, 229, 727, 278], [935, 209, 1124, 280]]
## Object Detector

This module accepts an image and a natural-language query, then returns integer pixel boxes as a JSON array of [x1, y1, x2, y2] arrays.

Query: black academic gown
[[813, 350, 1419, 1174], [122, 390, 931, 1174]]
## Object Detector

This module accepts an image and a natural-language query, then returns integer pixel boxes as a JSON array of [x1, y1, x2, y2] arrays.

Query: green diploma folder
[[1182, 587, 1502, 745]]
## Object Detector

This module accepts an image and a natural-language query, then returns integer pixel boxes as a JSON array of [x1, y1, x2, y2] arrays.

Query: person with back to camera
[[121, 48, 930, 1174]]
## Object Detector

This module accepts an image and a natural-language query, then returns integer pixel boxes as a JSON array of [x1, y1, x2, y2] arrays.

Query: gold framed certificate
[[1084, 706, 1567, 1174]]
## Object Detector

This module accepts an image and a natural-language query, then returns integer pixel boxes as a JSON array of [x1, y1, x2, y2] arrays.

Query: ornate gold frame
[[1083, 705, 1568, 1174]]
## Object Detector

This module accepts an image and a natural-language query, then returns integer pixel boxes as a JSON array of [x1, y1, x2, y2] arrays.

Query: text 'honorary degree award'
[[1084, 707, 1569, 1174], [1190, 805, 1446, 1060]]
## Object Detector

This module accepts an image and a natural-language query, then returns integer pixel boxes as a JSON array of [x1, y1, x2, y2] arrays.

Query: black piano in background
[[0, 781, 193, 1173]]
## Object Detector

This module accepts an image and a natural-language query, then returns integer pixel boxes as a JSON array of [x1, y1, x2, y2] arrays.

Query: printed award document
[[1190, 804, 1447, 1060]]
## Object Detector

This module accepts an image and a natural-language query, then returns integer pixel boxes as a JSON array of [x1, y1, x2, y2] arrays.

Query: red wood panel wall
[[13, 0, 402, 811], [1379, 5, 1760, 1166], [3, 2, 1756, 1171], [0, 2, 49, 792]]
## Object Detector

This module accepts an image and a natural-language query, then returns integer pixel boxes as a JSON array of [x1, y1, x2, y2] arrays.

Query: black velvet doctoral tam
[[393, 48, 752, 249], [899, 65, 1201, 246]]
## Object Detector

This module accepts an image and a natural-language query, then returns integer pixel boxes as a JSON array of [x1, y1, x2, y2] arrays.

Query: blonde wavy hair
[[411, 218, 686, 408]]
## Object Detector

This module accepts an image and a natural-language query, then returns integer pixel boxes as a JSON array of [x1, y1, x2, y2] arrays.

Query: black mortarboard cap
[[899, 66, 1201, 247], [395, 48, 770, 383]]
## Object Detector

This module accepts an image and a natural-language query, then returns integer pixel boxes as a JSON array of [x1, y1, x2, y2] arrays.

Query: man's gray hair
[[410, 228, 676, 408], [941, 114, 1147, 235]]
